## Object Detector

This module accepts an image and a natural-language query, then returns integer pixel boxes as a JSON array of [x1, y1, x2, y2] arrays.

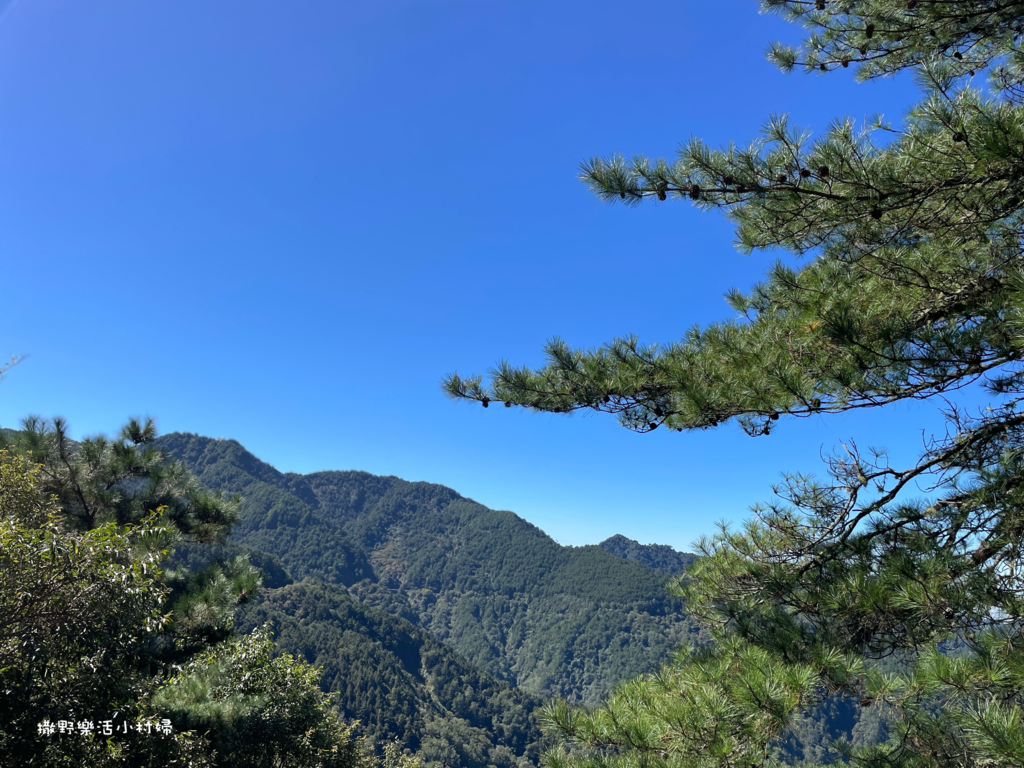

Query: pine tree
[[151, 625, 382, 768], [0, 450, 212, 766], [2, 416, 256, 656], [7, 415, 238, 539], [445, 2, 1024, 766]]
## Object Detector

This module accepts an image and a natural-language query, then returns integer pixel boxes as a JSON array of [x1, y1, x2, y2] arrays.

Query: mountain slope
[[236, 578, 551, 768], [155, 433, 704, 704], [165, 539, 550, 768]]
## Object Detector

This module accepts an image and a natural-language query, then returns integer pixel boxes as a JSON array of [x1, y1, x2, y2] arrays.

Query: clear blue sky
[[0, 1, 993, 552]]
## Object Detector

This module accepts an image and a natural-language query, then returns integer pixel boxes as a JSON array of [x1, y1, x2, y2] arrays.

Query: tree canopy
[[446, 2, 1024, 766], [0, 450, 210, 767], [0, 424, 411, 768]]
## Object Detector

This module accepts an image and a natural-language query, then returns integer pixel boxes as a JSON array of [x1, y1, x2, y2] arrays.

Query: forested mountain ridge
[[154, 432, 704, 704], [598, 534, 696, 574]]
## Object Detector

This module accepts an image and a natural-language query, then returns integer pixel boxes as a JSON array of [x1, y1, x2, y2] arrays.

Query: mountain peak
[[599, 534, 696, 575]]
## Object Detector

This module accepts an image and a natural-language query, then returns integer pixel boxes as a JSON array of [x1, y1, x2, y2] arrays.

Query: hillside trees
[[150, 625, 391, 768], [0, 451, 211, 766], [2, 417, 255, 656], [7, 416, 238, 539], [0, 424, 392, 768], [230, 576, 554, 768], [154, 433, 703, 708], [445, 1, 1024, 766]]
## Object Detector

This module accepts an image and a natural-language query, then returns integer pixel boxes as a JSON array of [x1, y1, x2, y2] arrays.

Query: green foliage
[[151, 624, 375, 768], [3, 416, 239, 540], [167, 541, 295, 590], [0, 450, 211, 767], [443, 3, 1024, 767], [759, 0, 1024, 87], [161, 554, 263, 655], [154, 432, 374, 586], [0, 437, 421, 768], [1, 419, 265, 663]]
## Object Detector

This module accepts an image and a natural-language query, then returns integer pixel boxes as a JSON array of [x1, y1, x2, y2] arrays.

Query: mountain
[[155, 432, 705, 705], [599, 534, 697, 574]]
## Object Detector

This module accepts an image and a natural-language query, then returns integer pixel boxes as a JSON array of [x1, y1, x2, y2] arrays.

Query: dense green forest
[[12, 1, 1021, 765], [154, 432, 705, 706], [168, 539, 553, 768]]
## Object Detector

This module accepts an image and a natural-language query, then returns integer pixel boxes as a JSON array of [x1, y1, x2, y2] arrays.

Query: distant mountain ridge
[[599, 534, 696, 574], [154, 432, 704, 706]]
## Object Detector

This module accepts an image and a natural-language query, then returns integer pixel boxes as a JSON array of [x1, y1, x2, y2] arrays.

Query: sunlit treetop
[[762, 0, 1024, 92]]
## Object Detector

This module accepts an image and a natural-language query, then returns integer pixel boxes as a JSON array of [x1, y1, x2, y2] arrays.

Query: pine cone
[[776, 173, 788, 183], [504, 401, 512, 408], [657, 189, 667, 201], [811, 398, 821, 410], [870, 208, 882, 219], [723, 174, 735, 185], [815, 0, 825, 9], [952, 131, 966, 142], [688, 184, 701, 200], [482, 398, 490, 408], [818, 165, 829, 177], [865, 23, 875, 39], [799, 168, 811, 178]]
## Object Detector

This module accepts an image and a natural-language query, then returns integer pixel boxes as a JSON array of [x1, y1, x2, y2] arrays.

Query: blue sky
[[0, 1, 993, 551]]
